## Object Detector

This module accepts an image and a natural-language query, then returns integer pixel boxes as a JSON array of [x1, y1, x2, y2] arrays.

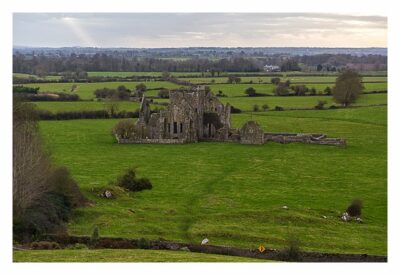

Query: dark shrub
[[158, 89, 170, 98], [90, 226, 99, 246], [13, 85, 40, 94], [137, 238, 150, 249], [347, 199, 363, 217], [262, 104, 269, 111], [14, 92, 80, 102], [112, 119, 136, 139], [49, 167, 88, 208], [274, 83, 290, 96], [329, 105, 338, 109], [117, 168, 153, 192], [136, 83, 147, 92], [291, 85, 309, 96], [279, 234, 301, 261], [275, 106, 284, 111], [94, 88, 129, 100], [324, 86, 332, 95], [245, 87, 257, 97], [13, 168, 87, 241], [216, 90, 226, 97], [252, 104, 260, 112], [227, 76, 241, 84], [30, 241, 61, 250], [314, 100, 327, 110], [230, 105, 242, 113], [135, 178, 152, 190], [271, 77, 281, 85]]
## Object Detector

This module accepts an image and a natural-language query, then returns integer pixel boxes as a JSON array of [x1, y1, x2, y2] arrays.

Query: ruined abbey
[[115, 87, 346, 146]]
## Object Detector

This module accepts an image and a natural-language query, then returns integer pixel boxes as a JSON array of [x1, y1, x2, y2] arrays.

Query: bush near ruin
[[112, 119, 136, 139], [116, 168, 153, 192], [347, 199, 363, 217]]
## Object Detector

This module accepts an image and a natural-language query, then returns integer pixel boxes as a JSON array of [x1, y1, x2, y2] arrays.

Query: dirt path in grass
[[179, 165, 237, 242]]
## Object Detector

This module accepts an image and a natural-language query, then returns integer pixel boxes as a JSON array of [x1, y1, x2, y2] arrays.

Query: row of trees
[[246, 70, 364, 107], [94, 84, 148, 100], [13, 54, 264, 75], [13, 52, 387, 76]]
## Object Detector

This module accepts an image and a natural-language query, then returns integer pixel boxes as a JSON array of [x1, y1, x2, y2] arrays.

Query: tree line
[[13, 52, 387, 76]]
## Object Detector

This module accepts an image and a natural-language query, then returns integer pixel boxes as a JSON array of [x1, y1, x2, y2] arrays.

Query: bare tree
[[13, 101, 51, 218]]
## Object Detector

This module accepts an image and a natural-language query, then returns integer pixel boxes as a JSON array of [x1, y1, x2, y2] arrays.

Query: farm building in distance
[[263, 64, 281, 72], [114, 86, 346, 146]]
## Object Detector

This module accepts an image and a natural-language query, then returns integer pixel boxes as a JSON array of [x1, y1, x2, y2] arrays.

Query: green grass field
[[86, 71, 387, 78], [180, 76, 387, 84], [37, 106, 387, 256], [207, 83, 387, 97], [17, 79, 387, 101], [33, 101, 142, 113], [13, 73, 62, 81], [220, 94, 386, 111], [21, 81, 184, 100], [32, 93, 386, 113], [13, 249, 265, 262]]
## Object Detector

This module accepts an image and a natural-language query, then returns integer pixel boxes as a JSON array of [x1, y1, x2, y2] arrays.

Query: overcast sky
[[13, 13, 387, 48]]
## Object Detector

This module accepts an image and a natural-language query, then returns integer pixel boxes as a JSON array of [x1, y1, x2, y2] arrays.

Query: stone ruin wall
[[264, 133, 346, 146], [116, 136, 188, 144], [115, 88, 346, 147]]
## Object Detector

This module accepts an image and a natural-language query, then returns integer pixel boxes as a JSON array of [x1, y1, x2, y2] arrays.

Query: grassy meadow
[[33, 101, 142, 113], [13, 249, 265, 262], [32, 93, 386, 113], [14, 72, 387, 261], [21, 81, 185, 100], [180, 76, 387, 84], [37, 105, 387, 256]]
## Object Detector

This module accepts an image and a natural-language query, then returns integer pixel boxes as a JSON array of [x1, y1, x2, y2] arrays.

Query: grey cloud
[[13, 13, 387, 48]]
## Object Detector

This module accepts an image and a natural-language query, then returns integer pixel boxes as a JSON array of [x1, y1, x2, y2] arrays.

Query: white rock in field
[[104, 190, 113, 198], [341, 212, 350, 222], [282, 205, 289, 210], [201, 238, 209, 245], [322, 215, 327, 219], [355, 217, 363, 223]]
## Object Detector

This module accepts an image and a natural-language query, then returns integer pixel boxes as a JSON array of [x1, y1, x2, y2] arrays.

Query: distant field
[[38, 106, 387, 255], [13, 71, 388, 81], [21, 81, 184, 100], [86, 71, 387, 78], [180, 76, 387, 84], [220, 94, 387, 111], [15, 74, 387, 101], [207, 82, 386, 97], [32, 94, 386, 113], [13, 249, 264, 262], [87, 71, 214, 77], [13, 73, 62, 81], [33, 101, 142, 113]]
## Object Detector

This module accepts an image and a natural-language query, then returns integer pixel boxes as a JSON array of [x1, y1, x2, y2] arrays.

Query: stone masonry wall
[[264, 132, 346, 146]]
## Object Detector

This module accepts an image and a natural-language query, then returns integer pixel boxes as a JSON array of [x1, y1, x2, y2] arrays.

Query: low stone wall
[[115, 133, 346, 146], [38, 234, 386, 262], [264, 133, 346, 146], [117, 137, 188, 144]]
